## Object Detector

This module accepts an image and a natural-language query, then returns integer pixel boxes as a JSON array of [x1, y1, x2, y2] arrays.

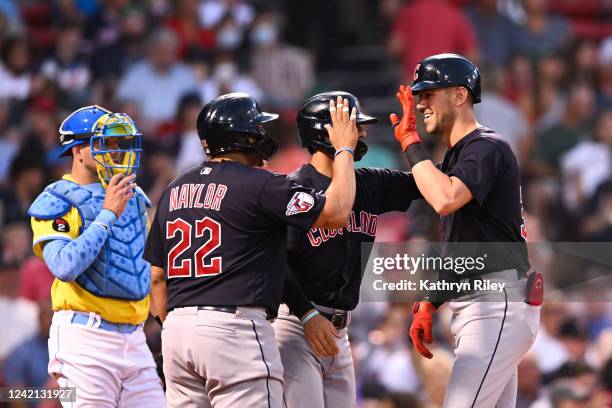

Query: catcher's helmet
[[411, 53, 481, 103], [296, 91, 378, 161], [58, 105, 112, 157], [197, 92, 279, 160], [89, 112, 142, 188]]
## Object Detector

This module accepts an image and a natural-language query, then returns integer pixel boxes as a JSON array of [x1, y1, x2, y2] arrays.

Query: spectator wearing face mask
[[214, 16, 246, 52], [199, 55, 263, 103], [198, 0, 255, 31], [250, 12, 315, 109]]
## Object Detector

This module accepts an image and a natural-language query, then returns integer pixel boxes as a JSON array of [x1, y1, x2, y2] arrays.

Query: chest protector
[[29, 179, 151, 300]]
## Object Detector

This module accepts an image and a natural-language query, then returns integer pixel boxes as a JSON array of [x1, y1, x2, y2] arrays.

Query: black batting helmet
[[411, 53, 481, 103], [197, 92, 279, 159], [296, 91, 378, 161]]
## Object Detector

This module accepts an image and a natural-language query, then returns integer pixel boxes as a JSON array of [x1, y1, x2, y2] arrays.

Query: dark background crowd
[[0, 0, 611, 407]]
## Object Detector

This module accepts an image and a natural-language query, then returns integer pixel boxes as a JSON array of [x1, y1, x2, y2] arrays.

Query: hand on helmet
[[390, 85, 421, 151], [324, 96, 358, 154]]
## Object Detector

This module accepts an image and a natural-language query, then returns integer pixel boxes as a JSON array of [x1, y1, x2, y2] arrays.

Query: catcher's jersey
[[283, 165, 420, 315], [144, 161, 326, 316], [30, 174, 150, 325]]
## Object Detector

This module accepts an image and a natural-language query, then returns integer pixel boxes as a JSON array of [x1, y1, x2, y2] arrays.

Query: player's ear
[[455, 87, 469, 107], [72, 144, 84, 161]]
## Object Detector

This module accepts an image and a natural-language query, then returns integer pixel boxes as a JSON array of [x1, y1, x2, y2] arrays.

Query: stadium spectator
[[475, 65, 530, 156], [0, 36, 38, 101], [250, 11, 315, 109], [388, 0, 478, 82], [532, 82, 595, 174], [116, 28, 197, 133], [3, 298, 52, 391], [164, 0, 215, 58], [463, 0, 519, 67], [0, 149, 45, 228], [0, 259, 38, 362], [39, 22, 90, 110], [513, 0, 573, 60], [560, 109, 612, 212]]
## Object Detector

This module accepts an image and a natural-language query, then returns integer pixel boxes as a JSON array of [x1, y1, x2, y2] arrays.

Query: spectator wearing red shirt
[[165, 0, 215, 58], [19, 257, 54, 303], [388, 0, 479, 81]]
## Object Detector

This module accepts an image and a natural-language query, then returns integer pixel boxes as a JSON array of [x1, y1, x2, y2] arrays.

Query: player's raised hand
[[303, 312, 342, 357], [390, 85, 420, 151], [102, 173, 136, 218], [409, 301, 434, 359], [324, 96, 358, 155]]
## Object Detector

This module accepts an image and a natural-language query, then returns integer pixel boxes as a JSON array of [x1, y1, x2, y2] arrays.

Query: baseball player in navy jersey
[[274, 91, 421, 407], [144, 92, 360, 408], [390, 54, 542, 408]]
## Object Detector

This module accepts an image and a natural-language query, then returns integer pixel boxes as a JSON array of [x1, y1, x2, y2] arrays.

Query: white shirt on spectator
[[561, 141, 611, 211], [199, 76, 263, 105], [0, 64, 30, 100], [529, 327, 569, 374], [475, 92, 528, 154], [198, 0, 254, 29], [117, 62, 197, 125], [363, 345, 420, 393], [0, 296, 38, 359], [176, 130, 206, 173]]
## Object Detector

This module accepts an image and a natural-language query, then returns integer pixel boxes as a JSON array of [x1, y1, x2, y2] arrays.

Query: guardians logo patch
[[52, 218, 70, 233]]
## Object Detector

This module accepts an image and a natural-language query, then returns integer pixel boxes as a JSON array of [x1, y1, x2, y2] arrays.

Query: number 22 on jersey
[[166, 217, 222, 278]]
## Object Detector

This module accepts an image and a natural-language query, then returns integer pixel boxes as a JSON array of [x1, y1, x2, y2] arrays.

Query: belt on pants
[[70, 311, 141, 334], [173, 305, 275, 321], [314, 304, 350, 330]]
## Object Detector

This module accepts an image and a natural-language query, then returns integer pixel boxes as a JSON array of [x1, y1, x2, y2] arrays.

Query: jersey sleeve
[[282, 266, 315, 318], [447, 139, 508, 206], [143, 203, 165, 268], [363, 168, 422, 213], [256, 174, 326, 229], [31, 206, 81, 258]]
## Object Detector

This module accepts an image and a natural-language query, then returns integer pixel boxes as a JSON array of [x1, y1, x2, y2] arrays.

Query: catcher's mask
[[90, 113, 142, 188]]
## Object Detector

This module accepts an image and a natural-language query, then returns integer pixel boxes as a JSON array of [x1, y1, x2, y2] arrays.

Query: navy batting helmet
[[296, 91, 378, 161], [197, 92, 279, 160], [411, 53, 481, 103]]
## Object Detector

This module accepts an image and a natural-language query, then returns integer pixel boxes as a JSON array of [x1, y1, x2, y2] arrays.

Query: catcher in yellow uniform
[[29, 106, 165, 407]]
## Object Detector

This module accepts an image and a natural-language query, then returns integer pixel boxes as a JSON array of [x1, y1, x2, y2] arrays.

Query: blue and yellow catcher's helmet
[[58, 105, 112, 157], [90, 113, 142, 188]]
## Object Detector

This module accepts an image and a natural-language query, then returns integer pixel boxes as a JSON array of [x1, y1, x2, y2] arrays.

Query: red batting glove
[[389, 85, 420, 151], [409, 301, 435, 359]]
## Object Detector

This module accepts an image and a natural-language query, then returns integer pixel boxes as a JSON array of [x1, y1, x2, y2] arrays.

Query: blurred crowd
[[0, 0, 611, 407]]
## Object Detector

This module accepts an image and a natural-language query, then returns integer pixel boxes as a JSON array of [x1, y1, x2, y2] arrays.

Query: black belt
[[196, 305, 274, 320], [319, 310, 348, 330], [197, 306, 237, 313]]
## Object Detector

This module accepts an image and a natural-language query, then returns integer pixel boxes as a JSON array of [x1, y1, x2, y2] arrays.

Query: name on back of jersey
[[307, 210, 378, 247], [169, 183, 228, 212]]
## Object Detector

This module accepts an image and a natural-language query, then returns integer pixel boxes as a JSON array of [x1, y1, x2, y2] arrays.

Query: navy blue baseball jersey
[[283, 164, 420, 316], [440, 126, 530, 273], [144, 161, 326, 316]]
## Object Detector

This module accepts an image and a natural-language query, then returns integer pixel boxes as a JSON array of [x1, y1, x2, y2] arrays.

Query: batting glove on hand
[[410, 301, 435, 359], [390, 85, 420, 151]]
